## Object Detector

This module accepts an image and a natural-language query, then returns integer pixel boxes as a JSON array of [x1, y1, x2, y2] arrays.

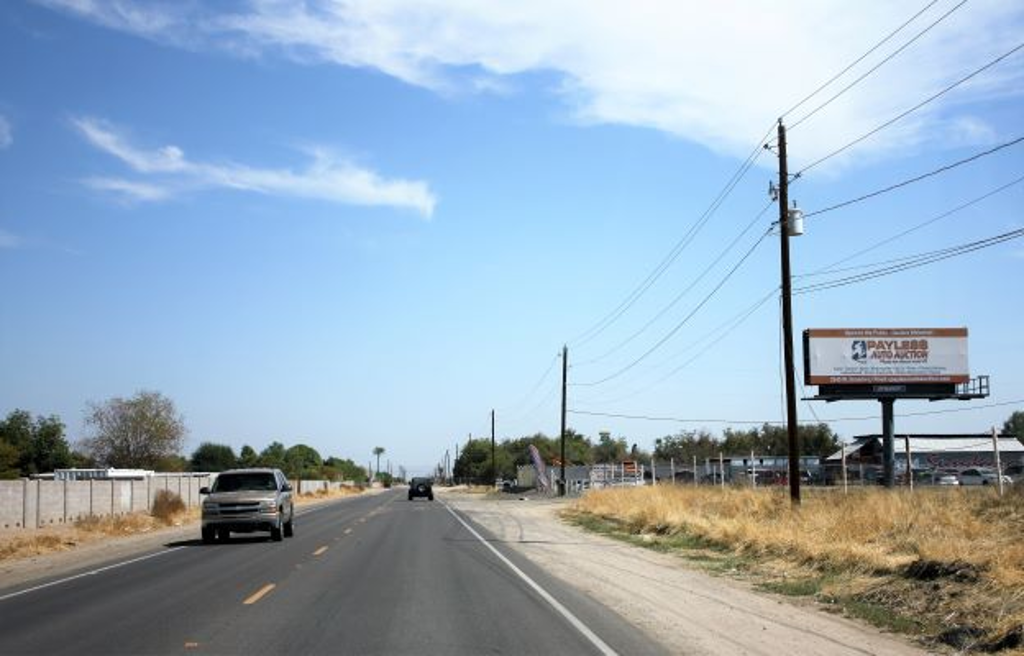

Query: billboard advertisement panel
[[804, 328, 969, 385]]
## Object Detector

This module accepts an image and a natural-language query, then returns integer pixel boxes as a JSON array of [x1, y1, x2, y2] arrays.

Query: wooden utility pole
[[491, 409, 496, 487], [560, 345, 568, 497], [777, 120, 801, 505]]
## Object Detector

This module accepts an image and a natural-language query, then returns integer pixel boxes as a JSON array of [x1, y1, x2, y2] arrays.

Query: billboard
[[804, 328, 969, 385]]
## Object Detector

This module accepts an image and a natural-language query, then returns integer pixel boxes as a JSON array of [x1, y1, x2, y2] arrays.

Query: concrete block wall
[[0, 481, 26, 529], [0, 474, 215, 530]]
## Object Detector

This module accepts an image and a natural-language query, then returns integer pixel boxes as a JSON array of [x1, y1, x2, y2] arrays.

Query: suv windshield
[[212, 473, 277, 492]]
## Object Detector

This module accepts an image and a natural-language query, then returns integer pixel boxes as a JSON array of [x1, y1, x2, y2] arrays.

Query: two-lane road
[[0, 491, 664, 655]]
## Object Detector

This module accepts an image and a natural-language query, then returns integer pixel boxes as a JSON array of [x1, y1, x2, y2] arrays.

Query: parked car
[[932, 472, 960, 486], [1004, 463, 1024, 483], [957, 468, 1012, 486], [199, 468, 295, 543]]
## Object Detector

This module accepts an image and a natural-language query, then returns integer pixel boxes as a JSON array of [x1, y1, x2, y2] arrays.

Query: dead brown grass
[[569, 483, 1024, 653], [294, 484, 365, 505], [0, 506, 200, 563]]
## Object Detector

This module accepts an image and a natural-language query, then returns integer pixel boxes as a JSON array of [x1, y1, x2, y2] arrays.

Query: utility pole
[[559, 345, 568, 497], [491, 409, 496, 487], [777, 120, 802, 506]]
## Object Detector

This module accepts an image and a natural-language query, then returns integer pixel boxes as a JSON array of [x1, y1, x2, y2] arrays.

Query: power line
[[794, 227, 1024, 295], [788, 0, 968, 131], [796, 40, 1024, 176], [575, 201, 774, 367], [804, 135, 1024, 219], [573, 228, 772, 387], [497, 352, 560, 417], [569, 123, 776, 350], [799, 173, 1024, 279], [568, 398, 1024, 425], [779, 0, 944, 120], [572, 286, 778, 409]]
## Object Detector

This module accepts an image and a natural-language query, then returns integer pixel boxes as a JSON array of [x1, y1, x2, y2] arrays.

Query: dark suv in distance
[[200, 468, 295, 543], [408, 477, 434, 501]]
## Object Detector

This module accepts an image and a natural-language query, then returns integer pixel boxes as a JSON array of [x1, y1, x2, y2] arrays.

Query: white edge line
[[0, 547, 186, 602], [442, 501, 619, 656]]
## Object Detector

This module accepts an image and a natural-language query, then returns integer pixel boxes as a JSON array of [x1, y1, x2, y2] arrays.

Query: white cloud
[[0, 115, 11, 149], [83, 176, 172, 202], [72, 117, 436, 216], [42, 1, 1024, 170], [0, 228, 22, 249]]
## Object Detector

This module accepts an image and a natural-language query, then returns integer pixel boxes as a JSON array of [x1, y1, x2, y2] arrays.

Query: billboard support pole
[[777, 120, 801, 506], [882, 398, 895, 488]]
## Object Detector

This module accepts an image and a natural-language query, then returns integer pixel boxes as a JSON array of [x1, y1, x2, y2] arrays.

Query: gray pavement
[[0, 490, 664, 655]]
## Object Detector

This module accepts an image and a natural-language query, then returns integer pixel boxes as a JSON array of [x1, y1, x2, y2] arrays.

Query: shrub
[[151, 489, 186, 524]]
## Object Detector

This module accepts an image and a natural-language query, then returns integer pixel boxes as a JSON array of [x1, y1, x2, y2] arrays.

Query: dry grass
[[569, 483, 1024, 653], [0, 506, 200, 563], [294, 484, 365, 505]]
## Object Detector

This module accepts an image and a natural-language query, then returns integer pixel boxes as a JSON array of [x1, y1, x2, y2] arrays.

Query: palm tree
[[372, 446, 385, 480]]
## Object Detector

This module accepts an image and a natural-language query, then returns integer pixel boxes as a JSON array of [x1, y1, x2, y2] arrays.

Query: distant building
[[825, 433, 1024, 481]]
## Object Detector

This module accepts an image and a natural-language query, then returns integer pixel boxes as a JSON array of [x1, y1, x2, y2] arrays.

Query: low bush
[[151, 489, 186, 524]]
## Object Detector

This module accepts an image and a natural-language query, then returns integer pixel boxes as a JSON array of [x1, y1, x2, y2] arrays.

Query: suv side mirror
[[199, 486, 210, 495], [281, 483, 292, 492]]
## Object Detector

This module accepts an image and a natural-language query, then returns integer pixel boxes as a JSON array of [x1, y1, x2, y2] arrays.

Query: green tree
[[155, 454, 188, 472], [372, 446, 385, 478], [284, 444, 323, 479], [258, 441, 287, 469], [0, 440, 20, 479], [454, 438, 512, 482], [654, 429, 719, 462], [0, 410, 73, 476], [593, 432, 629, 463], [1003, 410, 1024, 440], [323, 456, 367, 482], [190, 442, 238, 472], [238, 445, 259, 467], [30, 415, 72, 473], [82, 391, 186, 469]]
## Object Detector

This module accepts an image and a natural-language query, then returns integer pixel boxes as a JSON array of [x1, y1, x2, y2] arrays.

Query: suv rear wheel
[[283, 515, 294, 538]]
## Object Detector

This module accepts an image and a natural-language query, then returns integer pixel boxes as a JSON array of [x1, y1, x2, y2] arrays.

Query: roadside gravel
[[443, 491, 933, 656]]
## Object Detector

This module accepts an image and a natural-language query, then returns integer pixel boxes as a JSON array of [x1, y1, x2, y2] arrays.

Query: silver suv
[[200, 468, 295, 543]]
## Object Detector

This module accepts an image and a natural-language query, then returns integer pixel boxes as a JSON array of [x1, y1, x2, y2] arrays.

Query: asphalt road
[[0, 490, 665, 655]]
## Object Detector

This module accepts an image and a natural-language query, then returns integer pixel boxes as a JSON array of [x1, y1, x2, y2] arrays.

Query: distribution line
[[572, 287, 778, 409], [575, 201, 774, 368], [804, 135, 1024, 219], [796, 173, 1024, 279], [569, 123, 775, 350], [573, 229, 772, 387], [788, 0, 968, 131], [778, 0, 944, 120], [794, 228, 1024, 295], [569, 398, 1024, 425], [796, 224, 1024, 281], [796, 40, 1024, 176]]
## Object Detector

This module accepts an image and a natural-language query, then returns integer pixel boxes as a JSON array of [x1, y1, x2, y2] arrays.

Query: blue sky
[[1, 0, 1022, 475]]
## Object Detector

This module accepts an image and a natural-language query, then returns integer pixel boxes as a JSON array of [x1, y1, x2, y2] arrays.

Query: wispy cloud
[[42, 1, 1024, 169], [83, 176, 172, 202], [71, 116, 436, 216], [0, 228, 22, 249], [0, 115, 12, 149]]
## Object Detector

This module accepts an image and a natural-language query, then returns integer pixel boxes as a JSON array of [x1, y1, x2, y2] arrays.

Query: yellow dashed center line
[[313, 546, 328, 556], [243, 583, 276, 605]]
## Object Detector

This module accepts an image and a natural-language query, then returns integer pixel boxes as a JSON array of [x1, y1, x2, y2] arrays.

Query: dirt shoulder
[[443, 491, 932, 656]]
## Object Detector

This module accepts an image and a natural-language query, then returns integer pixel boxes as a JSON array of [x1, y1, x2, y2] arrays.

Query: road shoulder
[[443, 491, 932, 656]]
